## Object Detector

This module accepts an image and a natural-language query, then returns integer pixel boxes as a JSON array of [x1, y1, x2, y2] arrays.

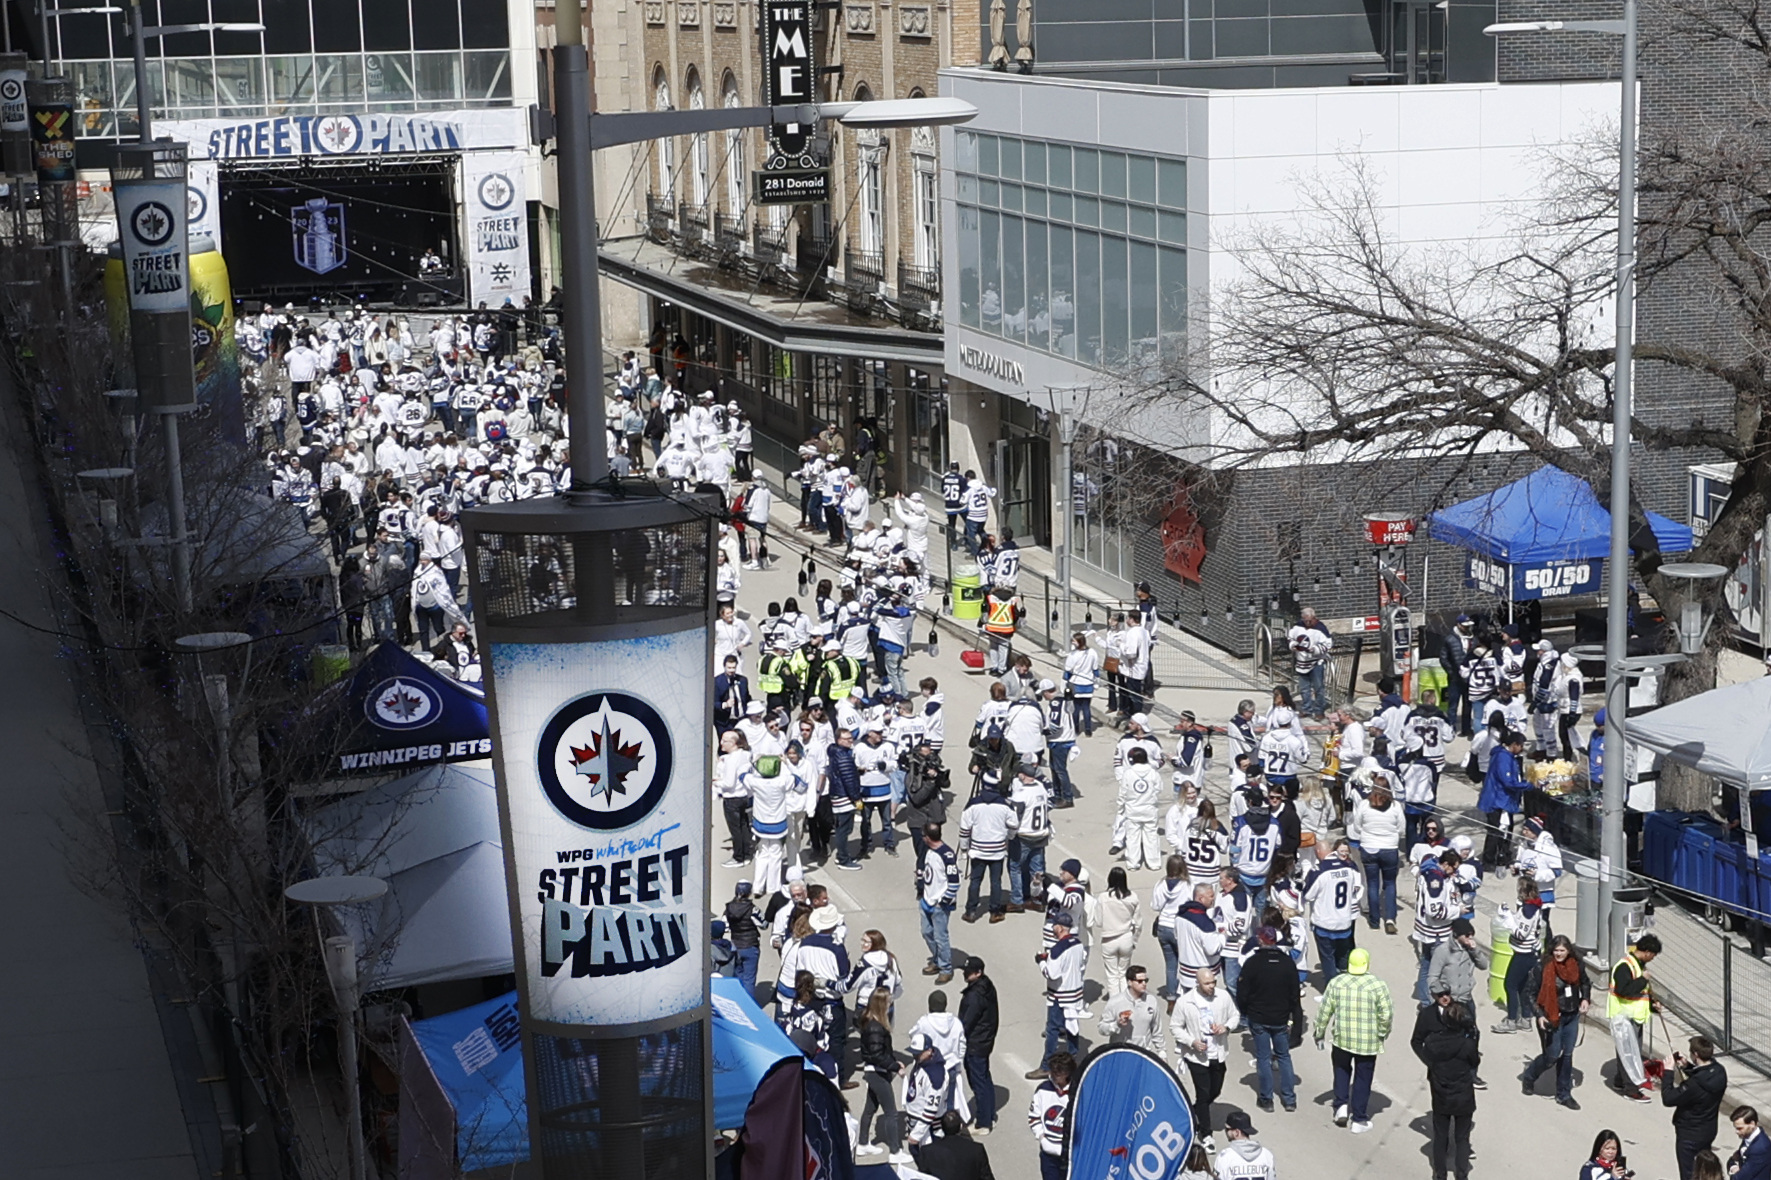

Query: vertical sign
[[489, 629, 707, 1026], [0, 64, 26, 136], [187, 157, 221, 244], [116, 181, 189, 312], [760, 2, 814, 164], [461, 150, 533, 306], [29, 95, 76, 183]]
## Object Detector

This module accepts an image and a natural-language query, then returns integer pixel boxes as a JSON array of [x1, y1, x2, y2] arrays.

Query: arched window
[[853, 84, 885, 256], [687, 68, 709, 207], [723, 72, 746, 218], [653, 68, 675, 198], [908, 89, 939, 271]]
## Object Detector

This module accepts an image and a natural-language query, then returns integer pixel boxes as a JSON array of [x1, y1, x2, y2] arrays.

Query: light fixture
[[824, 96, 979, 129], [1224, 602, 1233, 621], [1334, 567, 1343, 586], [1658, 562, 1728, 656]]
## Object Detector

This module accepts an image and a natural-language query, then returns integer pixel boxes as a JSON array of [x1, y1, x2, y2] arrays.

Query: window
[[723, 74, 746, 217], [809, 355, 846, 427], [654, 69, 675, 199], [914, 160, 938, 270], [687, 70, 709, 207], [858, 141, 885, 256], [906, 371, 949, 497]]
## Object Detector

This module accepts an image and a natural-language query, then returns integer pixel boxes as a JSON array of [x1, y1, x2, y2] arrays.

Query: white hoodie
[[1215, 1136, 1277, 1180]]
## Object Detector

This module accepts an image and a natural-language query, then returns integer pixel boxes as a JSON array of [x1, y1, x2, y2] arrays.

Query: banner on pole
[[1065, 1044, 1194, 1180]]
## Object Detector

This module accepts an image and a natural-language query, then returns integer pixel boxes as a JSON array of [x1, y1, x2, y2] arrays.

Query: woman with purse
[[855, 987, 903, 1157]]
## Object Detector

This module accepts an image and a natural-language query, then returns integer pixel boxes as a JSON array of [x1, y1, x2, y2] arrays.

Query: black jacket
[[1440, 632, 1471, 683], [959, 973, 1000, 1055], [1663, 1059, 1728, 1143], [859, 1017, 896, 1075], [1235, 946, 1303, 1028], [914, 1133, 995, 1180], [1420, 1023, 1481, 1116], [723, 896, 761, 950], [901, 751, 950, 828]]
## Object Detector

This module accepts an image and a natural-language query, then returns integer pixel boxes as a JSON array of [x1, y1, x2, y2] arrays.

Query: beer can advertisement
[[490, 630, 707, 1029], [116, 181, 190, 313]]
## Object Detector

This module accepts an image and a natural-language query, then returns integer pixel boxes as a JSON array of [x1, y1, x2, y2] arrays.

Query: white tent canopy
[[300, 764, 513, 990], [1622, 676, 1771, 792]]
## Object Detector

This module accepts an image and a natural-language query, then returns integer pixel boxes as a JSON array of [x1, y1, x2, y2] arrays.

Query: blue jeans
[[1415, 940, 1440, 1006], [964, 517, 985, 556], [1299, 664, 1327, 717], [1314, 927, 1355, 981], [1524, 1016, 1579, 1100], [1072, 694, 1095, 736], [1048, 742, 1075, 802], [881, 647, 908, 696], [1361, 847, 1400, 926], [967, 858, 1004, 915], [1157, 925, 1180, 998], [920, 901, 953, 972], [1042, 1002, 1078, 1068], [1009, 838, 1046, 906], [1331, 1047, 1376, 1122], [1242, 877, 1270, 922], [889, 767, 907, 810], [859, 800, 896, 853], [1222, 953, 1241, 997], [965, 1052, 996, 1129], [734, 946, 759, 999], [833, 809, 858, 866], [1250, 1023, 1297, 1106], [1505, 949, 1537, 1020]]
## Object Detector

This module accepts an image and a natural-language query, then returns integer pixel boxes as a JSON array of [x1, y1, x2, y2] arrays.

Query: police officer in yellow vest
[[816, 639, 862, 705], [1607, 932, 1662, 1102], [981, 584, 1022, 677], [757, 640, 795, 711]]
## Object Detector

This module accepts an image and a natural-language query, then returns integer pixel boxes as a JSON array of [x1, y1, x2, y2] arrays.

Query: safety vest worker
[[1606, 937, 1659, 1023], [822, 654, 862, 703], [984, 589, 1021, 637], [758, 651, 789, 697]]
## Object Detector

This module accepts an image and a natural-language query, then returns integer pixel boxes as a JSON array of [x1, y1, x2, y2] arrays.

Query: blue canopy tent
[[398, 979, 807, 1179], [1428, 465, 1693, 601], [300, 640, 492, 777]]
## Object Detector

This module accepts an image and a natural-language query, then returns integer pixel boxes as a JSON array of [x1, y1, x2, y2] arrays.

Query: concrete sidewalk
[[0, 416, 197, 1176]]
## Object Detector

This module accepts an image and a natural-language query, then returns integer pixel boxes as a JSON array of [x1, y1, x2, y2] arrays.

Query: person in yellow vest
[[1608, 932, 1662, 1103], [758, 640, 794, 712], [981, 584, 1022, 677]]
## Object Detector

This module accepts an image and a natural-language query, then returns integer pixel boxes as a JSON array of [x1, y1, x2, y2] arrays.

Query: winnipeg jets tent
[[326, 640, 491, 776], [300, 764, 512, 990], [1622, 676, 1771, 791]]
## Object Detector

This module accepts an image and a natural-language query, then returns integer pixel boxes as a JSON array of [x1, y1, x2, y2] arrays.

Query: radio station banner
[[490, 630, 707, 1028], [1466, 554, 1602, 601], [462, 150, 532, 306], [1065, 1044, 1194, 1180], [115, 180, 188, 312], [156, 107, 527, 161]]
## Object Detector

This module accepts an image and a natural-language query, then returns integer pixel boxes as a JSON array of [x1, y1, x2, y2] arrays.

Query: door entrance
[[994, 434, 1050, 547]]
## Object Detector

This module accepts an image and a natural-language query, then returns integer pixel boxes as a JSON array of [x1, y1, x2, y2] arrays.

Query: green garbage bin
[[1488, 922, 1514, 1006], [312, 643, 351, 687], [952, 563, 983, 621]]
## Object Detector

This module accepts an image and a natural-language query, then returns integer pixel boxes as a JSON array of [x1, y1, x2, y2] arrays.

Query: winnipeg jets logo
[[536, 692, 673, 830], [366, 676, 440, 730], [478, 172, 515, 211], [130, 200, 175, 246], [315, 114, 362, 154]]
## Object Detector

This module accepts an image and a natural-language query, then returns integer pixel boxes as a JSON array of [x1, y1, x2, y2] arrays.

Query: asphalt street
[[712, 527, 1691, 1180]]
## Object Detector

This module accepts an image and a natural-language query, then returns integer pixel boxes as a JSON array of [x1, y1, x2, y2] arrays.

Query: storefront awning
[[598, 236, 945, 366]]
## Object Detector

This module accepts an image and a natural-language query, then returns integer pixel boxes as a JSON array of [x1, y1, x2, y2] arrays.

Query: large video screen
[[218, 164, 459, 301]]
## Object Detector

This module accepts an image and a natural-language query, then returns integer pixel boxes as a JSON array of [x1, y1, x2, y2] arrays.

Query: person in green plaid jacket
[[1315, 947, 1393, 1135]]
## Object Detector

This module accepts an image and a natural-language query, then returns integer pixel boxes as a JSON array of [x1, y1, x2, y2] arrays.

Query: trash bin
[[1571, 854, 1601, 953], [1488, 922, 1514, 1006], [311, 643, 351, 686], [1609, 886, 1652, 964], [951, 563, 983, 621]]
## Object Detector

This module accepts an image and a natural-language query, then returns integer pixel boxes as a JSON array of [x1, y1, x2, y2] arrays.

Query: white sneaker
[[972, 1125, 992, 1138], [1350, 1120, 1372, 1134], [1334, 1104, 1349, 1127], [743, 561, 760, 570], [721, 858, 745, 868], [888, 1152, 915, 1166], [855, 1144, 885, 1156]]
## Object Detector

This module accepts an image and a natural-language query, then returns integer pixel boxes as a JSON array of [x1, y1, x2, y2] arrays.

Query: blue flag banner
[[333, 640, 491, 774], [1065, 1044, 1194, 1180]]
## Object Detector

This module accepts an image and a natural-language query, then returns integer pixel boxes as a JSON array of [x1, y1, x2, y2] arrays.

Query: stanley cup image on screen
[[463, 492, 717, 1179]]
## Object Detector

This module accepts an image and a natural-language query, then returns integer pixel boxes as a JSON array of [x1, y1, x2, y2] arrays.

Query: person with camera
[[1662, 1037, 1728, 1180], [1583, 1129, 1633, 1180]]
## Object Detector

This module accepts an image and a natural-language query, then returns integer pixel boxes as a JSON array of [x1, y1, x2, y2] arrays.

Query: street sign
[[760, 2, 814, 162], [1362, 512, 1416, 546], [753, 167, 829, 204]]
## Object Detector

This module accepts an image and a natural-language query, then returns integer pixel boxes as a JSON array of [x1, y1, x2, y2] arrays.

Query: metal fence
[[1635, 885, 1771, 1077]]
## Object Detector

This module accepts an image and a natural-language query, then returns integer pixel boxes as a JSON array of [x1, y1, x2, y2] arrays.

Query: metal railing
[[713, 211, 746, 266], [677, 201, 709, 252], [1633, 879, 1771, 1077], [645, 192, 674, 243]]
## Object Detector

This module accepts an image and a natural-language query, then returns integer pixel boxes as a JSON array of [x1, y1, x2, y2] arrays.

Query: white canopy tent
[[301, 764, 513, 990], [1622, 676, 1771, 791]]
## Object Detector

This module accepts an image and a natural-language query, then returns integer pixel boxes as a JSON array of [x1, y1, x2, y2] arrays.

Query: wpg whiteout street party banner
[[490, 629, 707, 1029], [461, 150, 532, 307]]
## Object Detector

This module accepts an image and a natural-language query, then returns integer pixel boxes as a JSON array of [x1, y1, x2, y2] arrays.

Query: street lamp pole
[[550, 0, 608, 491]]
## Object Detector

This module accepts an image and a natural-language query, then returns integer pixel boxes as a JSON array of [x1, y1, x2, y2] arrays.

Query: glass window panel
[[1158, 157, 1188, 209], [415, 52, 463, 105], [1024, 140, 1046, 185], [312, 0, 362, 52], [958, 174, 978, 203], [1100, 151, 1127, 198], [214, 58, 266, 116], [1026, 219, 1048, 352], [1073, 148, 1097, 193], [79, 108, 118, 138], [1048, 191, 1072, 222], [1050, 226, 1075, 359], [166, 58, 216, 110], [1048, 143, 1071, 189], [71, 61, 112, 127], [464, 50, 511, 102], [263, 0, 313, 53], [956, 130, 978, 173], [364, 0, 412, 50], [1102, 235, 1129, 364], [1000, 136, 1021, 180], [979, 134, 998, 176], [366, 53, 416, 105], [214, 0, 265, 55], [959, 204, 981, 329], [1129, 154, 1156, 203], [1099, 200, 1126, 233], [1002, 214, 1025, 344], [1075, 229, 1100, 366], [979, 178, 999, 206], [159, 0, 211, 56], [1000, 181, 1022, 211], [59, 12, 110, 58], [980, 210, 1002, 336], [1025, 186, 1046, 217], [314, 54, 365, 103], [1159, 209, 1187, 243], [113, 61, 164, 131], [460, 0, 510, 48], [1131, 240, 1158, 353], [268, 55, 316, 108], [1073, 195, 1098, 227], [1129, 204, 1156, 239], [416, 0, 461, 48], [1160, 245, 1188, 357]]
